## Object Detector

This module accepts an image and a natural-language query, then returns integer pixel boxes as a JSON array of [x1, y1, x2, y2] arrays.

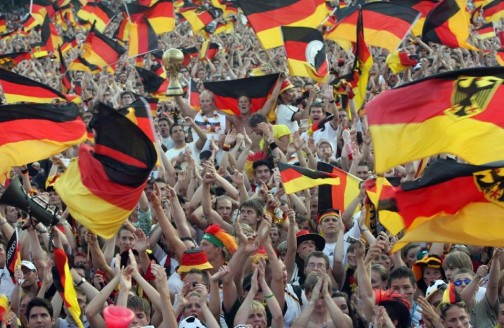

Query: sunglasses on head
[[454, 278, 471, 286]]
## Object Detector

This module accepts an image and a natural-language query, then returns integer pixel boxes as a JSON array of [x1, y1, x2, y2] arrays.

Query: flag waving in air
[[237, 0, 327, 49], [366, 67, 504, 173], [54, 103, 157, 238], [371, 159, 504, 251], [281, 26, 328, 83], [278, 161, 340, 194]]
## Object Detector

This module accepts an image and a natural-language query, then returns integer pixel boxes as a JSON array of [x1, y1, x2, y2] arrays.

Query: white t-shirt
[[322, 214, 361, 269], [313, 120, 340, 155], [165, 141, 201, 167], [0, 267, 14, 300], [275, 104, 300, 133], [193, 111, 226, 151]]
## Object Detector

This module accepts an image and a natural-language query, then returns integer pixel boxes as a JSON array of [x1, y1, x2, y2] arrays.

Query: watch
[[76, 278, 86, 287]]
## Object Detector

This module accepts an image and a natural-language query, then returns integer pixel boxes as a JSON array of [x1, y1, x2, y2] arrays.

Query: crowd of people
[[0, 0, 504, 327]]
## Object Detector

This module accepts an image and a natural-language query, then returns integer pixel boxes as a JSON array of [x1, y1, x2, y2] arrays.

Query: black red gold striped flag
[[211, 0, 227, 11], [128, 17, 158, 57], [135, 67, 169, 95], [189, 79, 201, 110], [482, 0, 504, 22], [52, 248, 83, 328], [475, 22, 495, 39], [76, 2, 114, 32], [496, 48, 504, 66], [366, 67, 504, 174], [30, 15, 61, 58], [0, 15, 6, 34], [199, 41, 220, 60], [386, 51, 419, 74], [0, 68, 69, 103], [325, 2, 420, 53], [237, 0, 327, 49], [179, 6, 215, 33], [422, 0, 477, 50], [145, 0, 175, 35], [331, 9, 373, 111], [390, 0, 439, 36], [0, 52, 32, 70], [0, 102, 86, 176], [57, 45, 72, 93], [6, 228, 20, 284], [81, 24, 126, 69], [139, 0, 159, 6], [281, 26, 328, 83], [203, 73, 279, 115], [317, 161, 361, 213], [21, 14, 40, 32], [68, 55, 100, 74], [117, 98, 156, 143], [182, 46, 199, 66], [369, 159, 504, 251], [31, 0, 56, 24], [54, 103, 157, 238], [278, 161, 340, 194]]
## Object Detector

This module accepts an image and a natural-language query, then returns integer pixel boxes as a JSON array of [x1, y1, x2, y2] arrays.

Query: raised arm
[[174, 95, 197, 119]]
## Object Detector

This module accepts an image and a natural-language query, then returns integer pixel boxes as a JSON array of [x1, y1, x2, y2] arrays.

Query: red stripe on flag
[[94, 144, 148, 169]]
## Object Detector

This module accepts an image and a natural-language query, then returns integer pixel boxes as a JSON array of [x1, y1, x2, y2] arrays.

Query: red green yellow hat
[[203, 224, 238, 254], [280, 79, 294, 93], [177, 249, 213, 274]]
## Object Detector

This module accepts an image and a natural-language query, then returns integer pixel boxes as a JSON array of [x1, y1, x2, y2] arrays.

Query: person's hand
[[203, 170, 216, 185], [250, 266, 260, 295], [257, 258, 267, 285], [85, 231, 97, 247], [309, 275, 324, 303], [243, 130, 253, 147], [184, 116, 195, 126], [286, 208, 296, 226], [417, 296, 441, 328], [147, 182, 163, 208], [210, 265, 231, 283], [224, 129, 237, 146], [128, 249, 139, 273], [14, 268, 24, 286], [151, 264, 168, 290], [321, 274, 331, 298], [194, 283, 208, 305], [278, 72, 287, 81], [354, 239, 366, 261], [258, 212, 272, 243], [133, 229, 148, 253], [230, 169, 244, 185], [475, 264, 488, 279], [119, 268, 132, 292], [256, 180, 269, 202], [373, 306, 395, 328], [258, 122, 272, 142]]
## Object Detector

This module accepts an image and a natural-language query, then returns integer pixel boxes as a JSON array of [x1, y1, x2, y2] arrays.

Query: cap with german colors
[[177, 249, 213, 274], [280, 79, 294, 93], [202, 224, 238, 254], [317, 208, 340, 224]]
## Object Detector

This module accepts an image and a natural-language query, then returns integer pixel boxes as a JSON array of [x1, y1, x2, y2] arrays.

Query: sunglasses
[[454, 278, 471, 286]]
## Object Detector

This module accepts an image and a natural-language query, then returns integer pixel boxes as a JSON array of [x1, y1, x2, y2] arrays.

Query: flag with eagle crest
[[281, 26, 328, 83]]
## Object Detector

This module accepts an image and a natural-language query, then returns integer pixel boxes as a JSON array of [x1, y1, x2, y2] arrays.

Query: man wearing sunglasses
[[451, 248, 503, 328]]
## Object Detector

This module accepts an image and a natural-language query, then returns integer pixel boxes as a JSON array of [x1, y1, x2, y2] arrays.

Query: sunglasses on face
[[454, 278, 472, 286]]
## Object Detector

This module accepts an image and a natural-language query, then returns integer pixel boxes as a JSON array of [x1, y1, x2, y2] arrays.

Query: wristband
[[269, 142, 278, 151], [265, 293, 275, 299], [222, 144, 231, 151]]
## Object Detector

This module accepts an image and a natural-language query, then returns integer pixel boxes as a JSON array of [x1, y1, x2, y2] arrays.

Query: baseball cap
[[21, 260, 37, 271]]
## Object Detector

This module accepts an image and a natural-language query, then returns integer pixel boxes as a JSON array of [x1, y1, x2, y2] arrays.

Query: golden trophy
[[162, 48, 184, 96]]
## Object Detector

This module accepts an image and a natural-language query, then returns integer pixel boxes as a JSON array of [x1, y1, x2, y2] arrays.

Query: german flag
[[332, 9, 373, 111], [203, 73, 279, 115], [237, 0, 327, 49], [0, 68, 70, 104], [81, 25, 126, 69], [199, 41, 220, 61], [475, 22, 495, 39], [422, 0, 478, 50], [0, 294, 7, 321], [76, 2, 114, 33], [182, 46, 199, 66], [325, 2, 420, 53], [211, 0, 227, 11], [0, 52, 32, 70], [139, 0, 159, 6], [213, 20, 234, 34], [145, 0, 175, 35], [31, 0, 56, 24], [366, 67, 504, 174], [143, 96, 159, 117], [281, 26, 328, 83], [179, 6, 215, 33], [135, 67, 169, 95], [278, 161, 340, 195], [31, 15, 61, 56], [114, 18, 130, 43], [54, 103, 157, 238], [6, 228, 20, 284], [386, 51, 419, 74], [128, 17, 158, 57], [0, 102, 86, 177], [0, 15, 6, 34], [52, 248, 83, 328], [68, 55, 100, 74], [482, 0, 504, 23], [189, 78, 201, 110], [372, 159, 504, 251], [317, 161, 361, 213], [58, 45, 72, 93], [496, 48, 504, 66], [224, 2, 238, 17], [21, 14, 40, 32], [117, 98, 156, 143], [390, 0, 439, 36]]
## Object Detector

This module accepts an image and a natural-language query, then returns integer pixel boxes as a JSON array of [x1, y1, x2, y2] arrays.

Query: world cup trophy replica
[[162, 48, 185, 96]]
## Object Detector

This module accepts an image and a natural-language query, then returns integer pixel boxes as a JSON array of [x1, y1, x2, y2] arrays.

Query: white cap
[[21, 260, 37, 271], [426, 280, 447, 300]]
